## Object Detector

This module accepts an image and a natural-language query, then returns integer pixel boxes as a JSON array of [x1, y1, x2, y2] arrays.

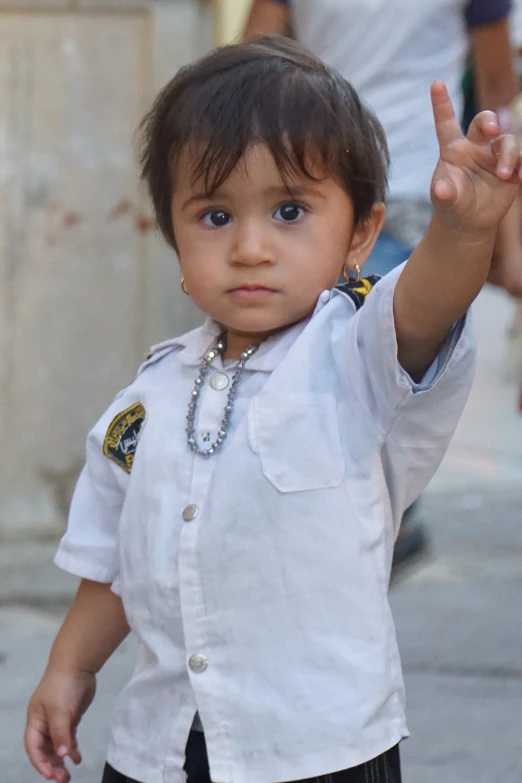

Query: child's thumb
[[432, 176, 458, 209]]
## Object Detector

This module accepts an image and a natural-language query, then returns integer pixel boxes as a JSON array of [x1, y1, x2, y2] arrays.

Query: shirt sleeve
[[336, 264, 476, 517], [54, 396, 133, 585], [465, 0, 511, 28]]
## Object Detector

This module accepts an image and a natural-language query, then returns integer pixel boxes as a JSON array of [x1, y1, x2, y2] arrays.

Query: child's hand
[[430, 81, 522, 236], [25, 667, 96, 783]]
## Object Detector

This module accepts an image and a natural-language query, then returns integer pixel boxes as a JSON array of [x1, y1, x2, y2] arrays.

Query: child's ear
[[346, 203, 386, 270]]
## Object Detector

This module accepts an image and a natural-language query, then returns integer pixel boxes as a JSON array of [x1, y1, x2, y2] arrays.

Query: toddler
[[25, 35, 522, 783]]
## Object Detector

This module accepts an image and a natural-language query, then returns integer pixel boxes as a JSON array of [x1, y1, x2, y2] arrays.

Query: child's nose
[[229, 223, 276, 266]]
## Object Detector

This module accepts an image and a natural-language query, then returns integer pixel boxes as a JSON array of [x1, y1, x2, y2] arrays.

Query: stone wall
[[0, 0, 212, 537]]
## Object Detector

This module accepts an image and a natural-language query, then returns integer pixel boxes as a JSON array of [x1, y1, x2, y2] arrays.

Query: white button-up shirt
[[55, 266, 476, 783]]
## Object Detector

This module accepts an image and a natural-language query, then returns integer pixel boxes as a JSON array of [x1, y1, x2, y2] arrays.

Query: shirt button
[[182, 504, 199, 522], [189, 654, 208, 673], [209, 372, 229, 391]]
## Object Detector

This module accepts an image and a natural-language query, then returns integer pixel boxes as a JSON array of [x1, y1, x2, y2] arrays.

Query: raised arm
[[243, 0, 290, 40], [394, 82, 522, 380]]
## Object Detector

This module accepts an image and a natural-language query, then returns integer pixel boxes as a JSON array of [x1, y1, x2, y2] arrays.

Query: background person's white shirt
[[289, 0, 497, 204], [56, 268, 475, 783]]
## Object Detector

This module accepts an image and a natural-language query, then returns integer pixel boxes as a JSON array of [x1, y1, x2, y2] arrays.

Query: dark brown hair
[[139, 35, 389, 248]]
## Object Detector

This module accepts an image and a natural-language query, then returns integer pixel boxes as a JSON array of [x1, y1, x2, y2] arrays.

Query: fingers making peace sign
[[429, 81, 522, 235]]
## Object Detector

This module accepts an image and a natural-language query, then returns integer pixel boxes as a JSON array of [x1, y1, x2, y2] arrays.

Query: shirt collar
[[173, 288, 340, 372], [174, 319, 222, 367]]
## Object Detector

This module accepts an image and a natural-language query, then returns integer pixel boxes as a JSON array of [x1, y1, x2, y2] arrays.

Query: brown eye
[[274, 204, 304, 222], [202, 210, 231, 227]]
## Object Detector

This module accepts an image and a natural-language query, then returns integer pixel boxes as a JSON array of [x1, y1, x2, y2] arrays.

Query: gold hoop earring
[[343, 263, 361, 284], [180, 276, 190, 296]]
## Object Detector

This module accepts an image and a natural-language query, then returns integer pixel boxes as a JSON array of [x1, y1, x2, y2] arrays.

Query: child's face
[[172, 144, 383, 354]]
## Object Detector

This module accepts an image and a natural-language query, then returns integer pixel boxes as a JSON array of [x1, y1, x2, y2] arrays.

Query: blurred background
[[1, 1, 522, 781]]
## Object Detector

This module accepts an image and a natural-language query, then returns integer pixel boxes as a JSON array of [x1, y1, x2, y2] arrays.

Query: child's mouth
[[228, 285, 277, 301]]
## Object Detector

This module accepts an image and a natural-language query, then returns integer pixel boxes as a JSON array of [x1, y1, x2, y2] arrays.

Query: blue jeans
[[365, 233, 412, 278]]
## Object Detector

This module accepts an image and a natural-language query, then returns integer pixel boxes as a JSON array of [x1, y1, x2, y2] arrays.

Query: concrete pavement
[[1, 284, 522, 782]]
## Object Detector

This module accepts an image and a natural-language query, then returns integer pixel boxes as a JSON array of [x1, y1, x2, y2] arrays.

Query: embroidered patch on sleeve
[[103, 402, 146, 473], [337, 274, 381, 310]]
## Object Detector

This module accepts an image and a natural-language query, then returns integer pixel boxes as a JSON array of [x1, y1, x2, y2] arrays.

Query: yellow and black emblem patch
[[337, 274, 381, 310], [103, 402, 146, 473]]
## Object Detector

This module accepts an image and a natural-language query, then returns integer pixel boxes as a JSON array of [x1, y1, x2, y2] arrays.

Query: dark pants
[[102, 732, 401, 783]]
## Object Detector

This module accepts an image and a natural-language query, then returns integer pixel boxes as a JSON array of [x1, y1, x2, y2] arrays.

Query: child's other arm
[[47, 577, 129, 675], [243, 0, 290, 39], [25, 579, 129, 783], [394, 82, 522, 381]]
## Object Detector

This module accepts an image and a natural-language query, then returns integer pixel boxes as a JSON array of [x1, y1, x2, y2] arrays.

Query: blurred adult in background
[[503, 0, 522, 406], [244, 0, 522, 574], [463, 1, 522, 403]]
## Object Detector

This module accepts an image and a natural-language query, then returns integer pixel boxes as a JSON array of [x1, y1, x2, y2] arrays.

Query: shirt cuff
[[54, 539, 119, 583], [401, 316, 468, 392]]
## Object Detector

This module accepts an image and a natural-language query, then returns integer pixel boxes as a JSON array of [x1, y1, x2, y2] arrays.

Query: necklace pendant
[[210, 372, 229, 391], [185, 333, 258, 457]]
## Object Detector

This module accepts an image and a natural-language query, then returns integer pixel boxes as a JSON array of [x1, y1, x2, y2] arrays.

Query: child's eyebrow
[[264, 185, 326, 200], [181, 192, 216, 211], [182, 183, 325, 211]]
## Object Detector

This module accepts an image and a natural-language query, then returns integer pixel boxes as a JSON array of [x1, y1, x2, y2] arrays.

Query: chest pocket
[[248, 393, 345, 493]]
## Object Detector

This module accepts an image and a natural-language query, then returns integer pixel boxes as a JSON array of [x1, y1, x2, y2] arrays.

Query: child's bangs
[[178, 69, 352, 197]]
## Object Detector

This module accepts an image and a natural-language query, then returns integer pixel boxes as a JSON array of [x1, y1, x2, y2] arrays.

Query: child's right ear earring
[[180, 276, 190, 296], [342, 262, 361, 284]]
